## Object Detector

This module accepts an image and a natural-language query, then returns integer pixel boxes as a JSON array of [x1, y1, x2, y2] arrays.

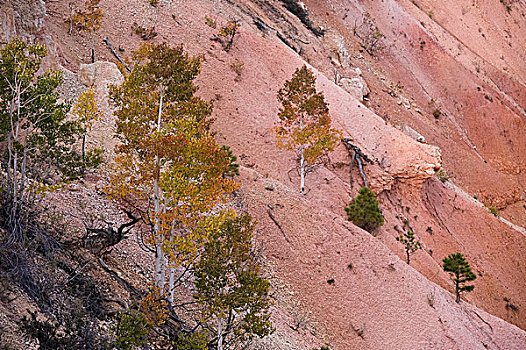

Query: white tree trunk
[[154, 91, 165, 292], [167, 220, 176, 305], [299, 111, 305, 194], [300, 147, 305, 194], [217, 317, 224, 350]]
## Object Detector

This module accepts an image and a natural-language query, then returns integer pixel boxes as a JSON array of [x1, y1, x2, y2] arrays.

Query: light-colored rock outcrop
[[77, 61, 124, 156], [78, 61, 124, 90]]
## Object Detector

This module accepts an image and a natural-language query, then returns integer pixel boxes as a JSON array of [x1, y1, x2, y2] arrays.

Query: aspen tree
[[0, 40, 96, 236], [71, 88, 103, 174], [194, 213, 273, 350], [273, 65, 340, 194], [107, 43, 236, 302], [72, 0, 103, 63]]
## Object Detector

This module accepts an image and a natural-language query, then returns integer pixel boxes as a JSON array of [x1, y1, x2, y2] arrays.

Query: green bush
[[436, 169, 449, 183], [345, 187, 384, 232], [173, 331, 209, 350], [114, 310, 150, 350], [488, 206, 499, 217]]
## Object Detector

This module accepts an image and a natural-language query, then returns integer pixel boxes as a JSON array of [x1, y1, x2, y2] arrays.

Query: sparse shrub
[[488, 206, 499, 217], [426, 226, 433, 234], [354, 13, 385, 56], [149, 0, 158, 6], [72, 0, 103, 62], [442, 252, 476, 303], [428, 10, 434, 19], [132, 22, 157, 40], [204, 15, 216, 28], [427, 292, 435, 308], [327, 278, 335, 285], [212, 19, 240, 52], [114, 310, 150, 350], [504, 297, 519, 312], [22, 307, 109, 349], [500, 0, 519, 12], [436, 169, 449, 183], [433, 108, 442, 119], [345, 187, 384, 233], [230, 60, 244, 77], [395, 230, 422, 264], [174, 331, 209, 350]]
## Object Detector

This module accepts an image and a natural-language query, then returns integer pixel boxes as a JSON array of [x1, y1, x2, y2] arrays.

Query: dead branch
[[103, 38, 131, 72], [266, 205, 290, 243], [83, 209, 138, 255], [98, 257, 141, 297], [342, 138, 373, 188]]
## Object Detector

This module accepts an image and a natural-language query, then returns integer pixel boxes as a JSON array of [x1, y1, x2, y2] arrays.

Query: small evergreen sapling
[[395, 230, 422, 264], [345, 187, 384, 232], [442, 252, 477, 303]]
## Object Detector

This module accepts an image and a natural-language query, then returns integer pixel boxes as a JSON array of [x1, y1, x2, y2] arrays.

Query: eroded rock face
[[0, 0, 45, 43], [317, 70, 441, 192]]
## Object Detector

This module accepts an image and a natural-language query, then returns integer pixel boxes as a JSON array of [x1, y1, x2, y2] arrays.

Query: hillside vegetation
[[1, 0, 526, 349]]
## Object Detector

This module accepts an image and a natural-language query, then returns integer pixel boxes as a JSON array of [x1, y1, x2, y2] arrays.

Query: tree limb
[[342, 138, 373, 187], [103, 38, 131, 72]]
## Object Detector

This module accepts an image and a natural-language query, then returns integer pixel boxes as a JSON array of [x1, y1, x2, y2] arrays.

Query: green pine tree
[[442, 252, 477, 303], [345, 187, 384, 232], [396, 230, 422, 264]]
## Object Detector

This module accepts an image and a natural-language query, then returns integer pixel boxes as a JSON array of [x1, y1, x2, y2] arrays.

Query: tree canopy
[[0, 39, 100, 237], [107, 42, 237, 302], [194, 213, 273, 350], [273, 65, 340, 194]]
